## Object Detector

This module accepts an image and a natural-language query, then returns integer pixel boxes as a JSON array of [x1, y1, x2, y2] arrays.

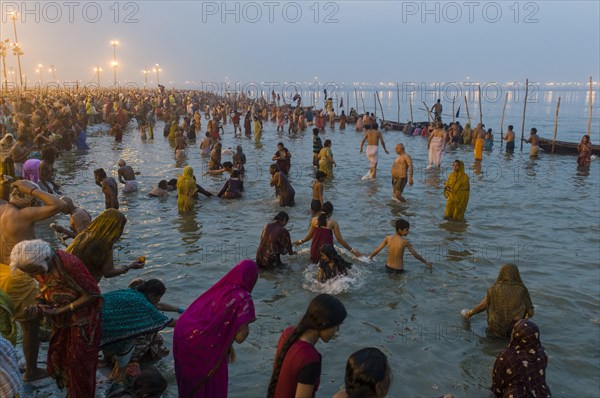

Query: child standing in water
[[369, 219, 432, 274]]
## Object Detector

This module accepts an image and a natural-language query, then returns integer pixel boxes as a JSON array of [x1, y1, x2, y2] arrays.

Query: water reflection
[[174, 212, 202, 246]]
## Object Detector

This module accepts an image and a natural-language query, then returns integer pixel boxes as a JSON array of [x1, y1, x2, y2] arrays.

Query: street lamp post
[[153, 64, 161, 86], [9, 13, 23, 88], [94, 65, 102, 86], [36, 64, 43, 85], [142, 67, 149, 89], [48, 65, 56, 82], [0, 39, 8, 91], [111, 40, 119, 85]]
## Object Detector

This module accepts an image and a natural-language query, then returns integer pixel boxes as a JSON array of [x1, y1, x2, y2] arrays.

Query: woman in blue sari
[[100, 279, 176, 381]]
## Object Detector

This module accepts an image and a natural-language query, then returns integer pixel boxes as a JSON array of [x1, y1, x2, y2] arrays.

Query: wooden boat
[[537, 137, 600, 156]]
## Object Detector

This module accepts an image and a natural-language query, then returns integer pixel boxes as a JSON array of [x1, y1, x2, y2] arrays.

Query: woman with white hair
[[11, 239, 101, 398]]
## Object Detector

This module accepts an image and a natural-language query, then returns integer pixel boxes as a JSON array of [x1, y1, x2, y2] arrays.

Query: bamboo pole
[[588, 76, 593, 136], [478, 84, 483, 125], [500, 92, 508, 145], [377, 91, 385, 122], [551, 96, 561, 154], [464, 96, 471, 125], [374, 93, 377, 118], [346, 91, 349, 115], [422, 101, 431, 124], [396, 82, 400, 123], [354, 88, 359, 114], [361, 93, 366, 114], [409, 93, 414, 122], [520, 78, 529, 151], [452, 96, 455, 123]]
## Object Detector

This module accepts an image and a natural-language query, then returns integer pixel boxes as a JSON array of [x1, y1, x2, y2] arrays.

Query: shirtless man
[[0, 179, 64, 381], [9, 135, 28, 179], [94, 168, 119, 209], [174, 130, 188, 162], [51, 196, 92, 240], [117, 159, 139, 193], [369, 219, 432, 274], [359, 123, 389, 178], [504, 125, 515, 154], [525, 127, 540, 157], [431, 99, 443, 121], [391, 144, 413, 202]]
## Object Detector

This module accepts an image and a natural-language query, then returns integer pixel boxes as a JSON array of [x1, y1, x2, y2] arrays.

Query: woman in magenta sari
[[10, 239, 101, 398], [173, 260, 258, 398]]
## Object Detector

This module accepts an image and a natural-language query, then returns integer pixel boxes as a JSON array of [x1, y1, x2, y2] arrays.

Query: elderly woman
[[10, 239, 101, 398], [174, 260, 258, 398], [462, 263, 534, 338], [492, 320, 551, 397], [66, 209, 144, 283]]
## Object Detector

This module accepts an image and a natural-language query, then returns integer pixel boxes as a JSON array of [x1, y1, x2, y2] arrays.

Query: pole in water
[[464, 96, 471, 125], [588, 76, 593, 137], [552, 96, 561, 154], [409, 93, 414, 122], [396, 82, 400, 123], [520, 78, 529, 151], [452, 97, 455, 123], [500, 92, 508, 146], [478, 84, 483, 125]]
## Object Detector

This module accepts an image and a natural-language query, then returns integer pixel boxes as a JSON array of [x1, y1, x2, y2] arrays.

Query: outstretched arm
[[463, 295, 487, 319], [332, 221, 360, 256], [406, 242, 432, 267], [369, 237, 388, 260]]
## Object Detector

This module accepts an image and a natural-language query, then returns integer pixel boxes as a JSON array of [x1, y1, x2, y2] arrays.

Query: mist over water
[[32, 89, 599, 397]]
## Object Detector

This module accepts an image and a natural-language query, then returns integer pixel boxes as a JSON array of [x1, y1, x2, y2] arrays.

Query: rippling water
[[37, 97, 599, 397]]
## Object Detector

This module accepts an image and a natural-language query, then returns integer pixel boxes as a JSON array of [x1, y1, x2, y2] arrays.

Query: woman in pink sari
[[173, 260, 258, 398]]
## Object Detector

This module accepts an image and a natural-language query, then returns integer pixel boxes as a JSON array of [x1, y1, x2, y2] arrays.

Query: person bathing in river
[[317, 244, 352, 283], [369, 219, 432, 274], [359, 123, 389, 179], [117, 159, 139, 193], [311, 171, 326, 215], [294, 202, 362, 263]]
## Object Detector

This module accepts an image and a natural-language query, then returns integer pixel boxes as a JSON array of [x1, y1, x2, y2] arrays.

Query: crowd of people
[[0, 88, 573, 397]]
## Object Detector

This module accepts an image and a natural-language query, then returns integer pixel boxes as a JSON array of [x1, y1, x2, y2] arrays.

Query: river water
[[33, 90, 599, 397]]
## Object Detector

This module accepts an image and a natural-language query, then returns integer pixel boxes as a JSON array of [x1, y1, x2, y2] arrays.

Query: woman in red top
[[267, 294, 346, 398], [294, 202, 362, 263]]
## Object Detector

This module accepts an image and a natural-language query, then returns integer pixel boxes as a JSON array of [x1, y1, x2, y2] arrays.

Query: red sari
[[36, 251, 101, 398]]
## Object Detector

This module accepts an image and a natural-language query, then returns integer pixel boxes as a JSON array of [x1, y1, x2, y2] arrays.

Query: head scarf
[[9, 239, 53, 273], [486, 264, 533, 338], [177, 166, 197, 213], [0, 335, 22, 397], [174, 260, 258, 397], [492, 320, 551, 397], [444, 160, 469, 198], [66, 209, 127, 282]]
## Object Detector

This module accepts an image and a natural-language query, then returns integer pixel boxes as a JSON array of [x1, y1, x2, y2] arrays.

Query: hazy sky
[[0, 1, 598, 88]]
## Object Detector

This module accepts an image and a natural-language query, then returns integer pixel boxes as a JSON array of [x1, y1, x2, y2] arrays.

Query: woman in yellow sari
[[444, 159, 469, 221], [66, 209, 144, 283], [177, 166, 198, 213], [318, 139, 336, 179]]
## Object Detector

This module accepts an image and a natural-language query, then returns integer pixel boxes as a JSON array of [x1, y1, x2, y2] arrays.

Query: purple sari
[[173, 260, 258, 398]]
